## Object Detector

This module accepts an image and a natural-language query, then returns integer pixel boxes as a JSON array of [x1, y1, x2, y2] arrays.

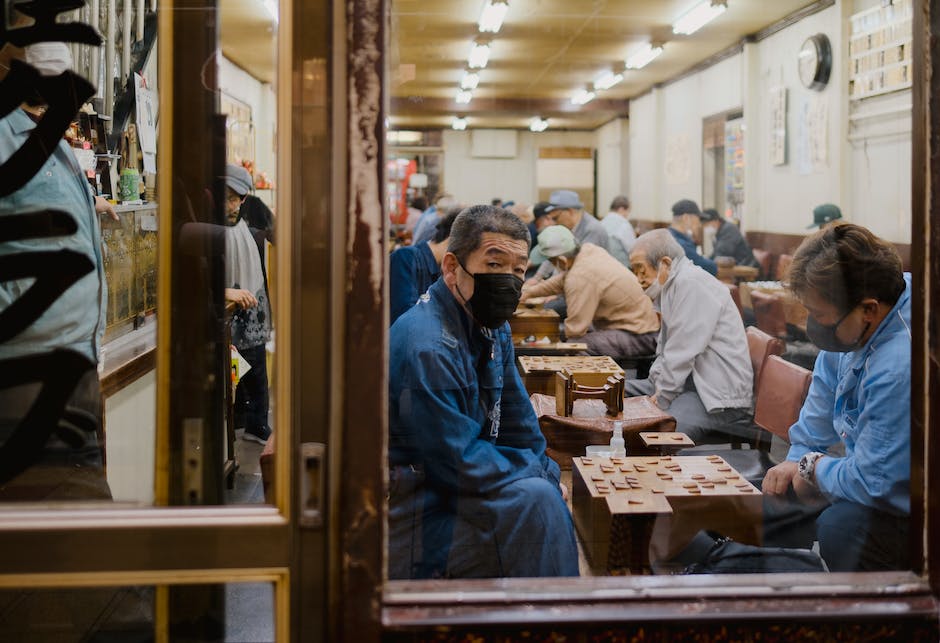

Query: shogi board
[[510, 308, 561, 342], [518, 355, 623, 396], [571, 455, 762, 574], [640, 431, 696, 453]]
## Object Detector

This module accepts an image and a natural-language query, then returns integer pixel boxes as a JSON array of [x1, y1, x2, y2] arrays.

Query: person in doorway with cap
[[668, 199, 718, 275], [530, 190, 610, 281], [224, 164, 273, 446], [700, 208, 759, 268], [808, 203, 843, 229], [521, 226, 659, 360]]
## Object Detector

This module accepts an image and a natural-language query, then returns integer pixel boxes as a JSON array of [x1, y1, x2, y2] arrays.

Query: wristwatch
[[798, 452, 825, 485]]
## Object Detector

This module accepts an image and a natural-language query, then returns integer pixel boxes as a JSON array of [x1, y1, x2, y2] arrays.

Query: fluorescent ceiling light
[[478, 0, 509, 33], [468, 42, 491, 69], [529, 117, 548, 132], [461, 70, 480, 90], [625, 43, 663, 69], [452, 117, 468, 130], [262, 0, 278, 23], [456, 89, 473, 104], [673, 0, 727, 36], [571, 88, 595, 105], [594, 70, 623, 90]]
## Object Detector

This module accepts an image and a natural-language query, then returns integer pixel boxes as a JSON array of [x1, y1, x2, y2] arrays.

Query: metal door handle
[[299, 442, 325, 527]]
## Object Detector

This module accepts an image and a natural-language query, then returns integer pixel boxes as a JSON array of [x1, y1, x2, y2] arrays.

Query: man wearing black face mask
[[762, 222, 911, 572], [388, 205, 578, 579]]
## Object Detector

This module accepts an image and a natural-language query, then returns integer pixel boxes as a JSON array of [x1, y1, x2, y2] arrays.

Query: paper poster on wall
[[664, 132, 691, 185], [795, 95, 828, 175], [769, 86, 788, 166], [133, 73, 157, 156]]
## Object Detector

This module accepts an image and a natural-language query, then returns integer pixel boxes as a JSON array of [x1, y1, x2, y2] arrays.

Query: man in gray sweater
[[627, 230, 753, 444]]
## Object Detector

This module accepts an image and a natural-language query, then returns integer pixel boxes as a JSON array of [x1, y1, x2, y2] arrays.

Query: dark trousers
[[234, 344, 270, 433], [762, 489, 910, 572]]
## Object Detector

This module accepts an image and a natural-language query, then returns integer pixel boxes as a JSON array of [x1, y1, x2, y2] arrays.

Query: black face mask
[[456, 263, 523, 329], [806, 305, 871, 352]]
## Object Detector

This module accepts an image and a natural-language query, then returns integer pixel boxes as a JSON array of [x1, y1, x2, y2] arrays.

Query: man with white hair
[[628, 229, 753, 444]]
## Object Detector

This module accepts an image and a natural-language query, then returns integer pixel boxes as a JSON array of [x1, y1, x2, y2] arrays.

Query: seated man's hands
[[559, 482, 569, 502], [95, 196, 119, 221], [225, 288, 257, 309], [762, 460, 798, 496]]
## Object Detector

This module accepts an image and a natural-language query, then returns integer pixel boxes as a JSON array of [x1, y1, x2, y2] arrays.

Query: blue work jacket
[[787, 274, 912, 515], [389, 241, 440, 325]]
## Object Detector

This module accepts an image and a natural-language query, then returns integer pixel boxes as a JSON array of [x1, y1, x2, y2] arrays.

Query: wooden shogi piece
[[640, 431, 696, 454], [555, 371, 625, 417], [517, 355, 623, 396], [510, 308, 561, 342], [571, 455, 762, 574]]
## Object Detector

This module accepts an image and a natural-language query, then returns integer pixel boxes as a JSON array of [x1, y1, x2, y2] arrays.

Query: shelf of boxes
[[848, 1, 913, 101]]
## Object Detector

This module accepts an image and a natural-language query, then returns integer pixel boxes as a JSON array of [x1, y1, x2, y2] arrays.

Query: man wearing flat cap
[[668, 199, 717, 276], [530, 190, 610, 280]]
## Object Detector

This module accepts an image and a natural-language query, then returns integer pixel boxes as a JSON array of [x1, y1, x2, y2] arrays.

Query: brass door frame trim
[[0, 567, 288, 588], [0, 505, 284, 529]]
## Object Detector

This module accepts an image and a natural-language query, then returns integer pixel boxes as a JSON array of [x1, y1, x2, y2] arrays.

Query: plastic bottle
[[609, 420, 626, 457]]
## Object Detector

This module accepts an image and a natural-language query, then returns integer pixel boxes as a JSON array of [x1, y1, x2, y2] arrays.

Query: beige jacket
[[523, 243, 660, 339]]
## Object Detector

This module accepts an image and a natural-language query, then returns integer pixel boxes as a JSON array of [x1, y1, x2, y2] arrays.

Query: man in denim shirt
[[762, 223, 911, 571], [388, 205, 577, 579], [0, 43, 116, 499]]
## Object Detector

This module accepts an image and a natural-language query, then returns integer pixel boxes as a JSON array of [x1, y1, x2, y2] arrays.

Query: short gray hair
[[633, 229, 685, 267], [447, 205, 530, 264]]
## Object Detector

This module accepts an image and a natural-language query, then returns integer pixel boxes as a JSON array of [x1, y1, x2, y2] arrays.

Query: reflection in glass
[[0, 582, 274, 642]]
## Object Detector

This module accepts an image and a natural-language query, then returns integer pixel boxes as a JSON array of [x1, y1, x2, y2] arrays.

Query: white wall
[[595, 118, 629, 216], [442, 129, 598, 209], [626, 0, 911, 244], [218, 55, 278, 198], [105, 371, 156, 504]]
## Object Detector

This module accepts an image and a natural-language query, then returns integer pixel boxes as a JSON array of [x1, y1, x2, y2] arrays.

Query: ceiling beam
[[391, 96, 630, 118]]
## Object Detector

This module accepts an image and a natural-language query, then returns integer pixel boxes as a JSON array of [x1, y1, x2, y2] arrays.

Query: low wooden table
[[530, 394, 676, 467], [517, 355, 623, 396], [571, 455, 762, 574], [739, 281, 809, 332], [510, 308, 560, 343]]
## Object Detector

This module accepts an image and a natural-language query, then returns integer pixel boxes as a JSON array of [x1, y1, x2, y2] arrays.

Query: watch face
[[799, 38, 820, 88]]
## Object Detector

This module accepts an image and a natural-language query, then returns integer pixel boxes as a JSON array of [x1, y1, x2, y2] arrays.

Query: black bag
[[682, 533, 827, 574]]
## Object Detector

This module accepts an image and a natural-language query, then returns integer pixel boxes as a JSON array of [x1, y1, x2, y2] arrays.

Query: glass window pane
[[0, 0, 279, 507], [386, 1, 914, 580], [0, 581, 275, 642]]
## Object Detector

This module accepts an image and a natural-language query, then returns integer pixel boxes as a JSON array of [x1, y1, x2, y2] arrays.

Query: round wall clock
[[798, 33, 832, 91]]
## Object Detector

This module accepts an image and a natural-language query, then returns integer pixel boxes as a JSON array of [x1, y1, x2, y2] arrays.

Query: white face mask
[[24, 42, 73, 76], [643, 261, 666, 301]]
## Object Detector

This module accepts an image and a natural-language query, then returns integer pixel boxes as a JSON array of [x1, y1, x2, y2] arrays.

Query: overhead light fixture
[[672, 0, 727, 36], [594, 69, 623, 90], [452, 116, 468, 130], [468, 41, 491, 69], [460, 70, 480, 90], [571, 87, 596, 106], [261, 0, 278, 23], [529, 117, 548, 132], [625, 42, 663, 69], [456, 89, 473, 104], [478, 0, 509, 33]]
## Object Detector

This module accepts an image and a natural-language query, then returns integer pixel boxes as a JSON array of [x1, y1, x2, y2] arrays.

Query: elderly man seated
[[627, 229, 753, 443], [388, 205, 578, 579], [521, 225, 659, 360]]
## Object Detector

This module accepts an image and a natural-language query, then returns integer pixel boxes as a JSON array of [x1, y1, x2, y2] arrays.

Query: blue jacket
[[388, 279, 578, 578], [668, 227, 717, 275], [0, 109, 106, 363], [389, 242, 440, 325], [787, 274, 912, 515], [411, 207, 439, 246], [389, 279, 560, 493]]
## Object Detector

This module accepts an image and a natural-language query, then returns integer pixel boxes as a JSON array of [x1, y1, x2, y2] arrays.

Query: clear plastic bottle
[[609, 420, 626, 457]]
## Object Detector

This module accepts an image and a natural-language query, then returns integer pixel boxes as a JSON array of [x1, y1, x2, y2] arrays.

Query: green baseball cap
[[529, 225, 577, 266], [808, 203, 842, 228]]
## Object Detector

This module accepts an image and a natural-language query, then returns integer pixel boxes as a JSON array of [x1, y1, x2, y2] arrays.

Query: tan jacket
[[523, 243, 660, 339]]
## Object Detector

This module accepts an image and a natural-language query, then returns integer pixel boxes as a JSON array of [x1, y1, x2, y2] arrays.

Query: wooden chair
[[753, 355, 813, 442], [726, 282, 744, 318], [746, 326, 786, 390], [750, 290, 788, 339], [775, 253, 794, 282], [752, 248, 773, 280]]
